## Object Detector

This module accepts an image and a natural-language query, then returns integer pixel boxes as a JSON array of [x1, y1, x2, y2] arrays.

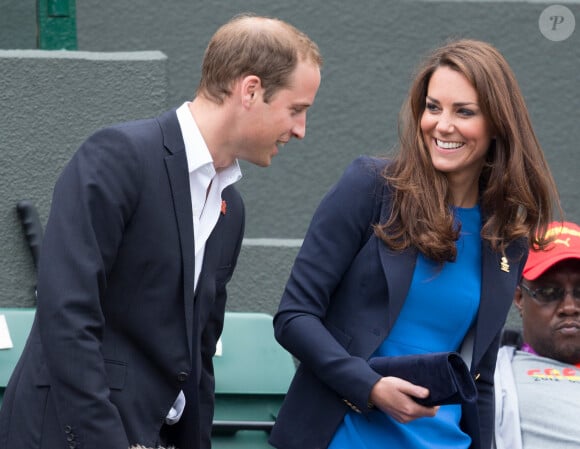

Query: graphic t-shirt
[[512, 351, 580, 448]]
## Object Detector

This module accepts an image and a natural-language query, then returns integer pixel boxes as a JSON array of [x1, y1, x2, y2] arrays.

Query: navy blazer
[[269, 157, 527, 449], [0, 109, 245, 449]]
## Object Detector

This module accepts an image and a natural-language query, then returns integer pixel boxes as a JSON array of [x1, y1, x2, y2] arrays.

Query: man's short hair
[[197, 13, 322, 104]]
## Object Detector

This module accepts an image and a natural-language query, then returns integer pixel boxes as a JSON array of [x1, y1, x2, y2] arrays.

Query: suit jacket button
[[64, 425, 72, 434], [177, 372, 188, 382]]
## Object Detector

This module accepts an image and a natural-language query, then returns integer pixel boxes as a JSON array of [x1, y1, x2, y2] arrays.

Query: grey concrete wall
[[0, 0, 36, 50], [1, 1, 579, 332], [0, 50, 168, 307]]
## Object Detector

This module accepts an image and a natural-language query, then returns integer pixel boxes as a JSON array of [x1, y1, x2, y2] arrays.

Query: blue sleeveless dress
[[328, 206, 482, 449]]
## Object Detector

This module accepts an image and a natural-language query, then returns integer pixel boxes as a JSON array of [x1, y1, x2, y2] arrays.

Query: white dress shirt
[[165, 102, 242, 424]]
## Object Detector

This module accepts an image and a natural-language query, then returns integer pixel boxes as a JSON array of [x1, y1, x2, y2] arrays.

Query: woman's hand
[[369, 376, 440, 423]]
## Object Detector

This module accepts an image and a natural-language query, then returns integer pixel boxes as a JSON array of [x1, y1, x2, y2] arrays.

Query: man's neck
[[188, 98, 236, 169], [521, 342, 580, 368]]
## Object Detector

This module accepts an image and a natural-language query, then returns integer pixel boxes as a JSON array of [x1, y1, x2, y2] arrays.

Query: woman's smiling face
[[420, 66, 492, 200]]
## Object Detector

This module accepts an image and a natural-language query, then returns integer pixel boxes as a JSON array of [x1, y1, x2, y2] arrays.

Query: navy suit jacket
[[269, 157, 527, 449], [0, 109, 245, 449]]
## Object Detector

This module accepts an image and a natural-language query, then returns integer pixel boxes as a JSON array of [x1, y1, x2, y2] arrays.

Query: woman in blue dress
[[269, 39, 561, 449]]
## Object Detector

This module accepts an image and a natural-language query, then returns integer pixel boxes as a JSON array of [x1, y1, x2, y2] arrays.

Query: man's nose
[[292, 115, 306, 140], [558, 289, 580, 314]]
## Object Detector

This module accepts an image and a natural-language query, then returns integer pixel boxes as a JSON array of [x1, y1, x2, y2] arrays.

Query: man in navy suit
[[0, 13, 322, 449]]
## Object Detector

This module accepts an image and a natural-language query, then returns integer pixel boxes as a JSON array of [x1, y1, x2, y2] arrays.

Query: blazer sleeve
[[274, 156, 385, 410], [36, 126, 144, 449]]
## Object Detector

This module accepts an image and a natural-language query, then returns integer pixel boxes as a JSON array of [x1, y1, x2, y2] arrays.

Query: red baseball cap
[[523, 221, 580, 280]]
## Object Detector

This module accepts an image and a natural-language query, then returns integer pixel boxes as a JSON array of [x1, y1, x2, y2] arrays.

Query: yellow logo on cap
[[546, 226, 580, 239], [554, 237, 571, 247]]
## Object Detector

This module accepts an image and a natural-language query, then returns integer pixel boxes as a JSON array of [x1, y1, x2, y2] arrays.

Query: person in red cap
[[493, 221, 580, 449]]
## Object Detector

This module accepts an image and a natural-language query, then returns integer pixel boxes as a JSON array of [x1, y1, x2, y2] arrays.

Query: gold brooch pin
[[500, 256, 510, 273]]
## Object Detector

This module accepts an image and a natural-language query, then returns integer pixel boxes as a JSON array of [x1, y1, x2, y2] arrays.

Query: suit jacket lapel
[[159, 109, 196, 360]]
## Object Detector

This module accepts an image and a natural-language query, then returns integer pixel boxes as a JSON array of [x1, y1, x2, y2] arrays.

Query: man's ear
[[240, 75, 261, 107]]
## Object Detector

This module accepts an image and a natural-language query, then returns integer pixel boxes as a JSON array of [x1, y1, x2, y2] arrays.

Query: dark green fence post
[[37, 0, 77, 50]]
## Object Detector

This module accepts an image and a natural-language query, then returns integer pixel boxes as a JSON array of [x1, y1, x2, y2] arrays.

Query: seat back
[[0, 308, 36, 405], [211, 312, 295, 448]]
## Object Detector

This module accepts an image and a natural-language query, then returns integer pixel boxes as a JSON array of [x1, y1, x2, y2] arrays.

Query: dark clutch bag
[[368, 352, 477, 406]]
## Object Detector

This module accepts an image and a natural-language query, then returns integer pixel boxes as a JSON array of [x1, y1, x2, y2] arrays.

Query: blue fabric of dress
[[328, 206, 482, 449]]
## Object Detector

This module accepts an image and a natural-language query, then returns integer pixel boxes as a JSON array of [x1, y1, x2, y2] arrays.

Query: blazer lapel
[[378, 244, 417, 333], [471, 241, 524, 367], [159, 109, 196, 360], [377, 192, 418, 334]]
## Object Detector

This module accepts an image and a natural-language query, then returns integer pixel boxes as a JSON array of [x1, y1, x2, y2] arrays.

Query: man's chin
[[254, 158, 272, 168]]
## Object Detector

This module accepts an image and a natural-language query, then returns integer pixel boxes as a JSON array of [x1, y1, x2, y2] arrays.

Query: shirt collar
[[521, 342, 537, 355], [175, 102, 242, 185]]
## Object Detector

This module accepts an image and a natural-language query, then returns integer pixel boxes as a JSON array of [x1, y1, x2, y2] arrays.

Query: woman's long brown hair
[[375, 39, 561, 263]]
